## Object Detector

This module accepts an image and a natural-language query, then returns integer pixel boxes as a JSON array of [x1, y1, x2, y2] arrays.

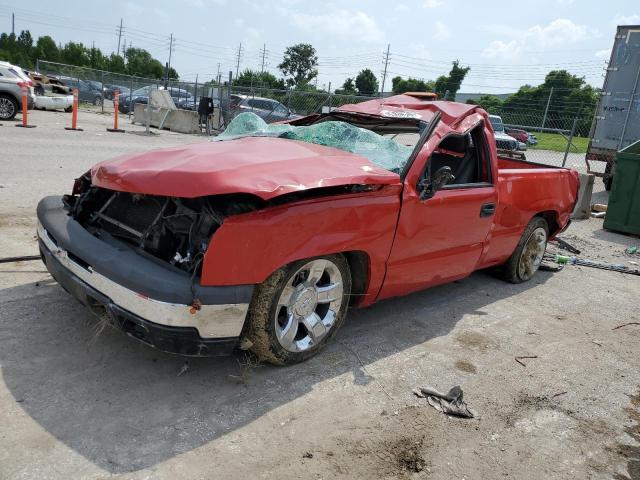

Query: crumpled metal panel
[[91, 136, 400, 200]]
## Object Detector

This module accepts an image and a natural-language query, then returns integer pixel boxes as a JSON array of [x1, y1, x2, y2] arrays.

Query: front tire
[[245, 255, 351, 365], [500, 217, 549, 283]]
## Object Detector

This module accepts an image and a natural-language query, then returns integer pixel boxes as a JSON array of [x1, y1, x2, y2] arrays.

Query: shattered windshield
[[215, 112, 415, 173]]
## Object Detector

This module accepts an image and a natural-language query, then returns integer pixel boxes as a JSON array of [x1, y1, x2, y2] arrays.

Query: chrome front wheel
[[274, 259, 344, 353], [245, 255, 351, 365]]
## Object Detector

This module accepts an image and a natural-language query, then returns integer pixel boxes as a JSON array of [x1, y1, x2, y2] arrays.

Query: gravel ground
[[1, 110, 639, 480]]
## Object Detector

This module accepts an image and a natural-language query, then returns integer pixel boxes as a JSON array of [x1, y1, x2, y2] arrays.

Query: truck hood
[[91, 136, 401, 200]]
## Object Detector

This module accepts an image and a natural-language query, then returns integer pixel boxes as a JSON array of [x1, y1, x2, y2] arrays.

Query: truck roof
[[337, 93, 479, 125]]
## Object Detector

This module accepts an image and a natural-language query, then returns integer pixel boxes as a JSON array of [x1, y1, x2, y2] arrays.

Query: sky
[[0, 0, 638, 93]]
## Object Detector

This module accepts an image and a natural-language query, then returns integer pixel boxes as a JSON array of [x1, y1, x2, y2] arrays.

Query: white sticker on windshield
[[380, 109, 422, 119]]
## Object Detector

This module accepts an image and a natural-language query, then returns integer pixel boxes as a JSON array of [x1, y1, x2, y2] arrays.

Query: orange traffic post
[[107, 89, 125, 133], [65, 88, 83, 131], [15, 83, 36, 128]]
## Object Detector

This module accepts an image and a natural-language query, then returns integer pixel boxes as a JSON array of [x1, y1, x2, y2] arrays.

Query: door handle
[[480, 203, 496, 217]]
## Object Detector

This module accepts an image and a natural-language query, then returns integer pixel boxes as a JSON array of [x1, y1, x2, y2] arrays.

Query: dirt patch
[[454, 360, 477, 374], [387, 436, 428, 474], [613, 390, 640, 480], [455, 330, 494, 352]]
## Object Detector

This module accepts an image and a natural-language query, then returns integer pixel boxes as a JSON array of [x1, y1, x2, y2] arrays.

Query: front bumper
[[37, 196, 254, 356]]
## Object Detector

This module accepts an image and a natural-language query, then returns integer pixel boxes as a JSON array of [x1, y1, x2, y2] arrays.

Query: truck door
[[379, 122, 497, 300]]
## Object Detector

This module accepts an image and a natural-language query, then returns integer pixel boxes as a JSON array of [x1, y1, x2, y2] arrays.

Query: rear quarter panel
[[479, 164, 579, 268], [200, 185, 402, 307]]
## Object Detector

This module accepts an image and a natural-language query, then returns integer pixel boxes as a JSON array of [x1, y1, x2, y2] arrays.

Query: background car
[[59, 77, 104, 106], [224, 94, 301, 124], [505, 127, 529, 144], [118, 85, 195, 113], [0, 61, 35, 120], [103, 84, 130, 100], [488, 114, 520, 152]]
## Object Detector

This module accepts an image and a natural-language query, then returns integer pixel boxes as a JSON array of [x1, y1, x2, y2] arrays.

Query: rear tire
[[245, 255, 351, 365], [0, 94, 18, 120], [500, 217, 549, 283]]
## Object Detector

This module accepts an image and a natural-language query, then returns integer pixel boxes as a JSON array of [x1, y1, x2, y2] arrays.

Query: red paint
[[88, 96, 579, 307], [91, 137, 398, 200]]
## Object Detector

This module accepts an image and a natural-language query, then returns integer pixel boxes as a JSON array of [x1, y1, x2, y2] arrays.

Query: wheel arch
[[533, 210, 559, 236], [342, 250, 370, 307]]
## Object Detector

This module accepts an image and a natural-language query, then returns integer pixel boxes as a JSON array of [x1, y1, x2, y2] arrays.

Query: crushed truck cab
[[37, 94, 579, 364]]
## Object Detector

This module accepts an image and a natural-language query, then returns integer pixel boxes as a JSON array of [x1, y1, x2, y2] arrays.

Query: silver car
[[0, 61, 36, 120]]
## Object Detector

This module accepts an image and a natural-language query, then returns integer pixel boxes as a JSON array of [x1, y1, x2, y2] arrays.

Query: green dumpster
[[604, 139, 640, 235]]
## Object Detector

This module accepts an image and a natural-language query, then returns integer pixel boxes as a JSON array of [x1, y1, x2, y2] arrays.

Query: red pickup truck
[[37, 94, 579, 364]]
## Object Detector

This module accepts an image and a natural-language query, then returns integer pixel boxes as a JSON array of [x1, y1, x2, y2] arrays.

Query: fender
[[200, 184, 402, 307]]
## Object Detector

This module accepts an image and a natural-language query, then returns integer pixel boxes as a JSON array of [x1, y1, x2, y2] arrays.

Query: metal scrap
[[414, 385, 476, 418]]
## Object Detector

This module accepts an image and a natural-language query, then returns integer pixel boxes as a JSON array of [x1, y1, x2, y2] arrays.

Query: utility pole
[[122, 39, 127, 57], [216, 62, 221, 80], [541, 86, 554, 131], [380, 43, 390, 97], [235, 42, 242, 78], [260, 43, 266, 73], [11, 12, 14, 35], [116, 18, 123, 56], [167, 33, 174, 72]]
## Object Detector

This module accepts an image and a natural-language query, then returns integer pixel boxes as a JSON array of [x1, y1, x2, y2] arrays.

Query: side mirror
[[418, 166, 455, 200]]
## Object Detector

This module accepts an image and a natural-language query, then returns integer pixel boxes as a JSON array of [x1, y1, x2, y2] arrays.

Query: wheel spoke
[[306, 260, 327, 285], [317, 282, 343, 303], [278, 314, 299, 346], [302, 312, 327, 342], [278, 284, 296, 308]]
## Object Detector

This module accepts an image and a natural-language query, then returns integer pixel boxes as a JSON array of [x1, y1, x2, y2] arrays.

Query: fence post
[[328, 82, 332, 112], [129, 77, 133, 119], [101, 71, 105, 114], [562, 116, 579, 167], [541, 87, 553, 132]]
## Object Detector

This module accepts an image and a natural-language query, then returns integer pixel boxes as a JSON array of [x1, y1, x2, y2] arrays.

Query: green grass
[[529, 132, 589, 154]]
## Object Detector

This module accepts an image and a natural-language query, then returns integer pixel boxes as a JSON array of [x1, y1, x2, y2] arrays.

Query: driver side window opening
[[427, 124, 492, 187]]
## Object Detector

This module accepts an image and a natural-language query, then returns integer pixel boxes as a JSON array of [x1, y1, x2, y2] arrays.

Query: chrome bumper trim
[[38, 222, 249, 338]]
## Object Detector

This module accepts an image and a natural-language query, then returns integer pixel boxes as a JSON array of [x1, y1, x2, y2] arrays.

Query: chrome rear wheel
[[517, 227, 547, 281]]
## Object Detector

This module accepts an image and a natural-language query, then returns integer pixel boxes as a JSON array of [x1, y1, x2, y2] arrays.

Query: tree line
[[233, 43, 472, 99], [0, 30, 177, 79]]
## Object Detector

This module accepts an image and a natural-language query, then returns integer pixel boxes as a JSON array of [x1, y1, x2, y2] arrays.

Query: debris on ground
[[545, 254, 640, 276], [177, 361, 190, 377], [515, 355, 538, 367], [625, 246, 639, 255], [0, 255, 41, 264], [591, 203, 608, 213], [302, 451, 313, 459], [591, 211, 606, 218], [551, 237, 581, 255], [413, 385, 476, 418], [612, 322, 640, 331]]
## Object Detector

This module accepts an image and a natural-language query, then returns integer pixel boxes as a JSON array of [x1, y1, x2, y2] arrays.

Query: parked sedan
[[0, 61, 35, 120], [60, 78, 104, 106], [505, 127, 529, 144], [225, 94, 301, 124], [103, 84, 130, 100]]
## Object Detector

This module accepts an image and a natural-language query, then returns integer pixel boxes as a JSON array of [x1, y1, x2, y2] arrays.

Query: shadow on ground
[[0, 269, 551, 473]]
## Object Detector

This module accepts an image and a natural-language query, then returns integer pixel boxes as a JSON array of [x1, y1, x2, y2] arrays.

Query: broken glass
[[215, 112, 414, 173]]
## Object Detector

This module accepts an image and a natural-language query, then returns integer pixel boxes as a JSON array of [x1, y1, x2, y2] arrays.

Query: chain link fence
[[31, 60, 639, 187]]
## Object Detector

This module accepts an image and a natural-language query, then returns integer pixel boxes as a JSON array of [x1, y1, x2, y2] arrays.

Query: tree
[[391, 76, 435, 95], [125, 47, 164, 78], [337, 77, 356, 95], [278, 43, 318, 89], [465, 94, 503, 114], [434, 60, 470, 100], [355, 69, 379, 95], [34, 36, 59, 63], [60, 42, 90, 66], [235, 69, 285, 89]]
